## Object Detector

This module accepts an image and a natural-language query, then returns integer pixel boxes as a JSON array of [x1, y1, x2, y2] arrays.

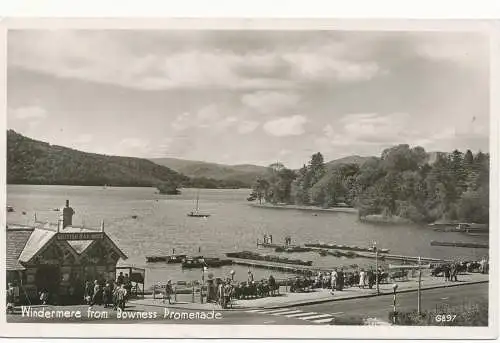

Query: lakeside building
[[6, 200, 127, 304]]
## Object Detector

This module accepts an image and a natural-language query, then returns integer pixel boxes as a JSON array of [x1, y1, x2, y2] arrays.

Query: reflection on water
[[7, 185, 489, 287]]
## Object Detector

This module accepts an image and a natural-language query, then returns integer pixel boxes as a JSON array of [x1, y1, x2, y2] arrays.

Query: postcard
[[1, 18, 497, 340]]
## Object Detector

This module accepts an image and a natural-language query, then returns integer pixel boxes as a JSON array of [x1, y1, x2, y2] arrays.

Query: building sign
[[57, 232, 105, 241]]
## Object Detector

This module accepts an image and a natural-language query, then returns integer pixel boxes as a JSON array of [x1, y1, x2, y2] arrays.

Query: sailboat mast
[[196, 190, 200, 211]]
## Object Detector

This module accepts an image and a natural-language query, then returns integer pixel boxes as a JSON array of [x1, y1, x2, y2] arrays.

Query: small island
[[156, 180, 181, 195]]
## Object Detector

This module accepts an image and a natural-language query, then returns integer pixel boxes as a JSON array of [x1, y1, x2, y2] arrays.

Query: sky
[[7, 30, 490, 168]]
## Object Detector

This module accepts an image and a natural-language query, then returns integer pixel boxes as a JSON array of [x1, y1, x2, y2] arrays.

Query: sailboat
[[187, 190, 211, 218]]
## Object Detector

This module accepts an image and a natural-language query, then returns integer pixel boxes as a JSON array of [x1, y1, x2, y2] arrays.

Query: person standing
[[39, 289, 49, 305], [217, 281, 225, 308], [268, 275, 276, 296], [452, 263, 458, 282], [84, 281, 93, 305], [163, 280, 173, 305], [331, 269, 338, 292], [116, 284, 127, 311], [103, 282, 112, 308], [6, 283, 15, 314], [116, 272, 124, 286], [337, 268, 344, 291], [90, 280, 102, 306], [224, 281, 233, 309], [359, 269, 366, 289], [247, 270, 254, 284]]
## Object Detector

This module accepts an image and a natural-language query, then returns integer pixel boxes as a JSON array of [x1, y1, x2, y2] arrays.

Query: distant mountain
[[152, 155, 375, 186], [150, 157, 270, 187], [7, 130, 188, 187], [326, 155, 373, 168]]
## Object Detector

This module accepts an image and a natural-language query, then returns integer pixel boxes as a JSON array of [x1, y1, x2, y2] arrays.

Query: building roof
[[6, 227, 34, 271], [7, 221, 127, 268], [18, 228, 57, 263]]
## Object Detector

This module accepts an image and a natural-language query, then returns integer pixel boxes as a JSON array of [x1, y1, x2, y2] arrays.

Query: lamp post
[[417, 256, 422, 315], [200, 266, 207, 304], [373, 241, 379, 295], [392, 283, 398, 324]]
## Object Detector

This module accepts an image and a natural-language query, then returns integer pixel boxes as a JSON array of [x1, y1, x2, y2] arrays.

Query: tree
[[250, 163, 296, 204], [309, 152, 326, 185], [457, 189, 489, 223], [248, 178, 270, 204], [157, 180, 181, 195], [464, 149, 474, 167]]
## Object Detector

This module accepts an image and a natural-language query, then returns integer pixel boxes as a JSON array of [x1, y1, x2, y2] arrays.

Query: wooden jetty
[[256, 242, 282, 249], [181, 257, 233, 269], [231, 258, 327, 274], [430, 241, 489, 249], [226, 251, 313, 266], [258, 242, 312, 253], [305, 242, 390, 254], [430, 222, 488, 233], [309, 247, 450, 263]]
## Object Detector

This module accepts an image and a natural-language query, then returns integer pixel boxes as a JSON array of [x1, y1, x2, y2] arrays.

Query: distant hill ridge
[[7, 130, 188, 187], [149, 157, 270, 186], [9, 130, 445, 188]]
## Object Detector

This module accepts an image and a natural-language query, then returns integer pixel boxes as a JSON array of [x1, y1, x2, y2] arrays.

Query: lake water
[[6, 185, 489, 288]]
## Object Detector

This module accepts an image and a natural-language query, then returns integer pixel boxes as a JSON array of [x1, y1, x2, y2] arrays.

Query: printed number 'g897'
[[435, 314, 457, 322]]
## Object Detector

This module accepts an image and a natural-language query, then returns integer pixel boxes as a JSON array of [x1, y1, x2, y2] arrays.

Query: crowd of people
[[431, 257, 489, 281], [290, 267, 389, 293], [83, 272, 133, 310]]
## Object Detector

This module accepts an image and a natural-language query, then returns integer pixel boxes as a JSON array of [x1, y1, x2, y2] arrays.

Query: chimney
[[62, 199, 74, 228]]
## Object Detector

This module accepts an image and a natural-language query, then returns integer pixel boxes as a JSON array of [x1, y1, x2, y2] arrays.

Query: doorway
[[35, 265, 60, 303]]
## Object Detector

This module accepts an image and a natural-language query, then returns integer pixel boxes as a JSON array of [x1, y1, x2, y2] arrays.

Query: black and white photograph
[[1, 18, 497, 339]]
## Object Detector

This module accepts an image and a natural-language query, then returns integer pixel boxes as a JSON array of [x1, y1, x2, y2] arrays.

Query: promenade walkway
[[129, 272, 488, 311]]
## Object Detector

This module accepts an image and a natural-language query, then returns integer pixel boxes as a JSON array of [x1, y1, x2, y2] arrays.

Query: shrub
[[389, 301, 488, 326]]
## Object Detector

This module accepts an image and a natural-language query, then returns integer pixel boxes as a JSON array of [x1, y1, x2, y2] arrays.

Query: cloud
[[340, 113, 414, 144], [237, 120, 260, 134], [170, 104, 259, 135], [10, 106, 47, 120], [120, 137, 150, 150], [73, 133, 93, 144], [241, 91, 300, 114], [171, 112, 192, 132], [283, 52, 380, 82], [9, 31, 384, 91], [315, 112, 422, 153], [412, 33, 489, 70], [263, 115, 308, 137]]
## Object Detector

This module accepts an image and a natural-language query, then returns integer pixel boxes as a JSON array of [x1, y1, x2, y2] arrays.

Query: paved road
[[7, 283, 487, 325], [244, 283, 488, 325]]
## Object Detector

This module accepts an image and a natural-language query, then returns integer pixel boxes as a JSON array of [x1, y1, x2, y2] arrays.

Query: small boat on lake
[[181, 257, 233, 269], [430, 241, 489, 249], [187, 190, 211, 218], [7, 206, 14, 212], [146, 254, 187, 263]]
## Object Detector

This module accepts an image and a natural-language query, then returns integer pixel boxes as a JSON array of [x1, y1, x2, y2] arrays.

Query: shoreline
[[249, 203, 358, 213]]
